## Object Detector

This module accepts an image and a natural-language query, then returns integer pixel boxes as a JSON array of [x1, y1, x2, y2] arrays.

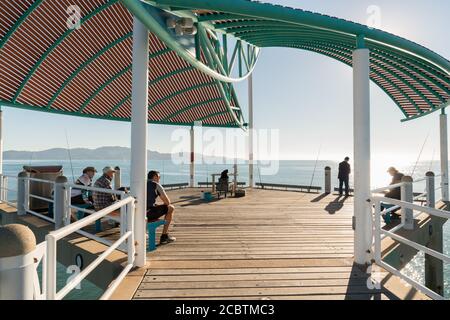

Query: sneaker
[[160, 234, 176, 245]]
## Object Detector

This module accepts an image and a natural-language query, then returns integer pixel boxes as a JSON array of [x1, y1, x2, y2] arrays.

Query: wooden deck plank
[[119, 188, 428, 300]]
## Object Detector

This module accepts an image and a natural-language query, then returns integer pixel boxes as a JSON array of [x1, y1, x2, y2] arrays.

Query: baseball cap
[[83, 166, 97, 174], [102, 166, 116, 174]]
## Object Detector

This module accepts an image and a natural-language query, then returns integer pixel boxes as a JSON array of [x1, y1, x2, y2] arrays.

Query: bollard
[[324, 167, 331, 194], [400, 176, 414, 230], [114, 166, 121, 190], [17, 171, 29, 216], [0, 224, 37, 300], [426, 172, 435, 209], [233, 163, 238, 193], [54, 176, 69, 229]]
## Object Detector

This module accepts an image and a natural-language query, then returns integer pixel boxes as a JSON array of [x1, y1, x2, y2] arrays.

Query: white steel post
[[0, 110, 3, 199], [401, 176, 414, 230], [130, 17, 149, 268], [353, 37, 372, 266], [0, 109, 3, 177], [440, 111, 449, 202], [248, 73, 254, 188], [426, 171, 436, 208], [114, 166, 121, 190], [190, 126, 195, 188]]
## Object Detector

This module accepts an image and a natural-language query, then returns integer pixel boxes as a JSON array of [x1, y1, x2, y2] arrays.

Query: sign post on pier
[[130, 17, 149, 268], [353, 35, 372, 266]]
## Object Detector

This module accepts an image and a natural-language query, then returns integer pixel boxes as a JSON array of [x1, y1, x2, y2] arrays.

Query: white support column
[[189, 126, 195, 188], [352, 39, 372, 266], [130, 17, 149, 268], [0, 109, 3, 176], [248, 73, 254, 188], [440, 111, 449, 202]]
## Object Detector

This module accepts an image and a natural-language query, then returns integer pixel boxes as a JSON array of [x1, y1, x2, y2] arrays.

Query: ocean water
[[2, 159, 449, 298]]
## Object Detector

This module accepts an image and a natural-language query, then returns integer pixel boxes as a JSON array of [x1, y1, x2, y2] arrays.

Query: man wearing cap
[[71, 167, 97, 206], [93, 166, 117, 211]]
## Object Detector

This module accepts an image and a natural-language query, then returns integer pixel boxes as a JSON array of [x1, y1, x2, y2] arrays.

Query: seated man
[[70, 166, 96, 208], [381, 167, 405, 221], [92, 166, 117, 211], [147, 170, 176, 245]]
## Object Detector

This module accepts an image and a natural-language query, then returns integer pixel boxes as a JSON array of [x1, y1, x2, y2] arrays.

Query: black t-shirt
[[146, 180, 167, 209], [338, 161, 351, 179]]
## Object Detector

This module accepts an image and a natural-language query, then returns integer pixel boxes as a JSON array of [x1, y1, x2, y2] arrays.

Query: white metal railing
[[0, 173, 18, 207], [43, 195, 135, 300], [370, 172, 449, 300], [7, 171, 137, 300]]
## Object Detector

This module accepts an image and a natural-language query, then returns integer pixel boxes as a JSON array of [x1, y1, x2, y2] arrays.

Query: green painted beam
[[402, 100, 450, 122], [258, 39, 426, 113], [214, 20, 293, 29], [148, 81, 217, 111], [152, 0, 450, 73], [47, 32, 133, 109], [13, 1, 117, 102], [198, 13, 255, 22], [0, 100, 239, 128], [77, 67, 131, 113], [0, 0, 44, 49], [104, 65, 195, 116], [76, 47, 173, 114], [163, 97, 223, 120]]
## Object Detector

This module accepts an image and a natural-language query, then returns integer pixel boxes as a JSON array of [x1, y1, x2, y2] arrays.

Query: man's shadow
[[325, 196, 349, 215]]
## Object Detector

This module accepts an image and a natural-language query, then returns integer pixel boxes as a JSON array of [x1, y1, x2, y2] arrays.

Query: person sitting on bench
[[147, 170, 176, 245], [70, 166, 96, 208], [217, 169, 232, 198], [382, 167, 405, 220]]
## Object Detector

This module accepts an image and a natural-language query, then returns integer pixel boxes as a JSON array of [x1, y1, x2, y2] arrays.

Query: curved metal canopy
[[1, 0, 449, 127], [0, 0, 247, 128], [144, 0, 450, 122]]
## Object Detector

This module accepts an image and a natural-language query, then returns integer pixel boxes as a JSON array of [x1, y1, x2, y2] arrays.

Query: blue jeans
[[339, 177, 349, 195]]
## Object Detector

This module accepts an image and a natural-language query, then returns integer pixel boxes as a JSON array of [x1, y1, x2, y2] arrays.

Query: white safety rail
[[370, 174, 449, 300], [0, 174, 18, 207], [43, 196, 135, 300], [23, 177, 55, 223]]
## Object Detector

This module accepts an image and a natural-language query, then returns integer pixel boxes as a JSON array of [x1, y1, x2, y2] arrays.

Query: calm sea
[[2, 159, 449, 298]]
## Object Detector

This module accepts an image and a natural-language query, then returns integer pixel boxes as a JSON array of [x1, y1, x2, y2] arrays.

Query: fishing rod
[[308, 144, 322, 192], [410, 129, 431, 178], [65, 130, 75, 183]]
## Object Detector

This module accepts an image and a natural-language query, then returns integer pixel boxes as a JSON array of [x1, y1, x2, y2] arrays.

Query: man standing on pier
[[338, 157, 351, 197]]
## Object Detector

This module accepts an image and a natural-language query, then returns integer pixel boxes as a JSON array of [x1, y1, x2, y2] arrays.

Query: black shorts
[[147, 205, 169, 221]]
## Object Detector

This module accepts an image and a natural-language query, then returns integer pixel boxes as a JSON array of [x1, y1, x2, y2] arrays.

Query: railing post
[[324, 167, 331, 194], [2, 176, 7, 203], [17, 171, 29, 216], [127, 198, 136, 266], [114, 166, 121, 190], [373, 199, 382, 264], [45, 233, 57, 300], [401, 176, 414, 230], [54, 176, 69, 229], [426, 172, 435, 208]]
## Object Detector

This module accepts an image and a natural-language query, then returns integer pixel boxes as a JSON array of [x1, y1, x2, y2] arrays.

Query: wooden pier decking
[[112, 188, 428, 300]]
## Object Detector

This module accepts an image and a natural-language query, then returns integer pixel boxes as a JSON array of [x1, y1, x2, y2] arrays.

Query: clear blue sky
[[1, 0, 449, 163]]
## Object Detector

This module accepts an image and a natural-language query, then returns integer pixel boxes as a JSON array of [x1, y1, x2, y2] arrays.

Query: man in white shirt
[[71, 166, 97, 206]]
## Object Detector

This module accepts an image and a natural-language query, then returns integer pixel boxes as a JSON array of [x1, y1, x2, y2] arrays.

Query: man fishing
[[70, 166, 96, 206], [338, 157, 351, 197]]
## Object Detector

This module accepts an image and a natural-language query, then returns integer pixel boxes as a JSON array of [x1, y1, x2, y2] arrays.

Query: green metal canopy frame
[[133, 0, 450, 122], [1, 0, 449, 126], [0, 0, 255, 129]]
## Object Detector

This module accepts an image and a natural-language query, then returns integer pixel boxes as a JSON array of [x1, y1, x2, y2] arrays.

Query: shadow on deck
[[116, 188, 427, 300]]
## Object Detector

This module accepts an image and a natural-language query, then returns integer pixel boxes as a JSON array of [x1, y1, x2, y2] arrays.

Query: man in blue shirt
[[147, 170, 176, 244]]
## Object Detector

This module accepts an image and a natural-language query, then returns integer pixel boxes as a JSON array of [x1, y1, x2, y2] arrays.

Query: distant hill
[[4, 146, 172, 160]]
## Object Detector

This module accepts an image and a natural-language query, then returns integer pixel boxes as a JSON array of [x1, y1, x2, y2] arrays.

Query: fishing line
[[65, 130, 75, 183], [428, 148, 435, 172], [309, 143, 322, 192], [410, 129, 431, 178]]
